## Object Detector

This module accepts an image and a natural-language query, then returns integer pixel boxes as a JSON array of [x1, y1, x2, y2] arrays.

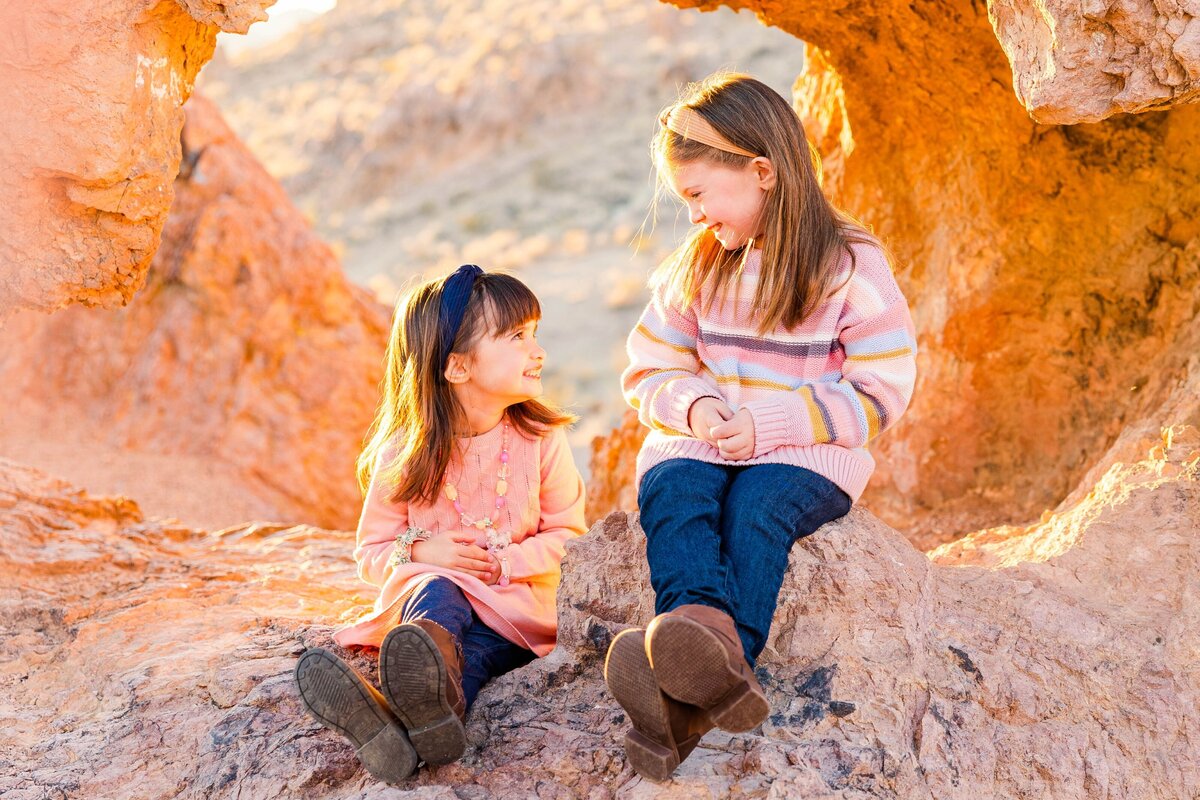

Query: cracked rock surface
[[2, 427, 1196, 798]]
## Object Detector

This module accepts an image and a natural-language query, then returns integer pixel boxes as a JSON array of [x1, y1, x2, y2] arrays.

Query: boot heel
[[408, 714, 468, 766], [624, 729, 680, 782], [355, 721, 419, 784], [708, 682, 770, 732]]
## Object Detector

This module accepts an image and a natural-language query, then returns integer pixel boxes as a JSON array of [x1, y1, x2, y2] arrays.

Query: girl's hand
[[411, 532, 497, 581], [688, 397, 733, 445], [711, 408, 755, 461], [480, 558, 502, 586]]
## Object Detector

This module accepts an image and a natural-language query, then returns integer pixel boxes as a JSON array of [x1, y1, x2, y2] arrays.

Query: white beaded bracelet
[[388, 526, 432, 569]]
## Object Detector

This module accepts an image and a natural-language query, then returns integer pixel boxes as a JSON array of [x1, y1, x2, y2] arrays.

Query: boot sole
[[604, 629, 679, 782], [648, 616, 769, 733], [294, 648, 417, 785], [379, 625, 467, 765]]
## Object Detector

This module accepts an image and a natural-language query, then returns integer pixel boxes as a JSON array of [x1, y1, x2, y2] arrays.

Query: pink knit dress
[[333, 421, 586, 656]]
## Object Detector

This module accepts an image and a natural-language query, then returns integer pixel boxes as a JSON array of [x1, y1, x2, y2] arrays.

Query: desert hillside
[[198, 0, 808, 453]]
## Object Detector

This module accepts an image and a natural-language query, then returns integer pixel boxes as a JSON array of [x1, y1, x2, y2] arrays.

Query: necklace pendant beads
[[442, 421, 514, 586]]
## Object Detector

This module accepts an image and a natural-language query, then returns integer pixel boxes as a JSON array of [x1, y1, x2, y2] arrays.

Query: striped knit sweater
[[622, 241, 917, 502]]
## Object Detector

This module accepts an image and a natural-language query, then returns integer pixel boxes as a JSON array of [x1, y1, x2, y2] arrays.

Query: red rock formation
[[8, 0, 1197, 551], [3, 427, 1196, 797], [652, 0, 1200, 547], [0, 95, 389, 530], [0, 0, 274, 317]]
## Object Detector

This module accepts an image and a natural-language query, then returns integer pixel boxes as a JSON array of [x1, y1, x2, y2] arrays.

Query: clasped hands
[[688, 397, 755, 461], [411, 531, 502, 585]]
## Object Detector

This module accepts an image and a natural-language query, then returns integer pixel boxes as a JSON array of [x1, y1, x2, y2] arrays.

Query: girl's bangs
[[477, 275, 541, 335]]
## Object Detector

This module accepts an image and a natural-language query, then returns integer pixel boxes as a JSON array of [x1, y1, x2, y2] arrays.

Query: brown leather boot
[[379, 620, 467, 765], [645, 604, 769, 732], [604, 628, 713, 781], [294, 647, 418, 785]]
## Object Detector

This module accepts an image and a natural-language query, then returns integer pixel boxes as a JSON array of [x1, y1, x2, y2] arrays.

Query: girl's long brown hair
[[652, 73, 882, 333], [358, 271, 576, 505]]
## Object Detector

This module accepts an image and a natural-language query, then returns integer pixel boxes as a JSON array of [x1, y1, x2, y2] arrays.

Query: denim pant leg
[[400, 576, 474, 643], [458, 618, 535, 712], [637, 458, 737, 617], [721, 465, 851, 667]]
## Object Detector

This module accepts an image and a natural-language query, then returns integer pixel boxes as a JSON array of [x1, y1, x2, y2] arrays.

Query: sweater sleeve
[[742, 251, 918, 455], [352, 452, 408, 588], [621, 285, 724, 437], [502, 427, 587, 585]]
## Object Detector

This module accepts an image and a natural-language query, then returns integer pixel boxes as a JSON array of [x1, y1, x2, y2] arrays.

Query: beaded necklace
[[443, 421, 512, 586]]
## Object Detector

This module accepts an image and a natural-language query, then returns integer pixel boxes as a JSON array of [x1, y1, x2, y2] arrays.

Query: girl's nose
[[688, 205, 704, 225], [532, 341, 546, 360]]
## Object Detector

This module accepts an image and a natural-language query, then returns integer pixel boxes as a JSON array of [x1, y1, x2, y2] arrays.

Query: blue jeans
[[399, 577, 534, 711], [638, 459, 851, 668]]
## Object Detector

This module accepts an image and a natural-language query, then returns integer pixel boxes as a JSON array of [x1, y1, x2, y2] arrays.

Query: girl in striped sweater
[[604, 73, 918, 781]]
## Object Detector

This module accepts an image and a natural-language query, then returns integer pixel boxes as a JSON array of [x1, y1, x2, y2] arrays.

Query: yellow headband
[[659, 105, 759, 159]]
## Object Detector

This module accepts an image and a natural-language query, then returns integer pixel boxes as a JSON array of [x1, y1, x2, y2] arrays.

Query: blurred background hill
[[199, 0, 806, 452]]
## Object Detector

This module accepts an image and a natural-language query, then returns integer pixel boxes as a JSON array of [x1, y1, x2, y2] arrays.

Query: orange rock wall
[[659, 0, 1200, 544], [5, 0, 1198, 546], [0, 0, 273, 317], [0, 95, 389, 530]]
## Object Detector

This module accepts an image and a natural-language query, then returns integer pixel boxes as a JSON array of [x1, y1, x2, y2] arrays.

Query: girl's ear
[[752, 156, 776, 191], [444, 352, 471, 384]]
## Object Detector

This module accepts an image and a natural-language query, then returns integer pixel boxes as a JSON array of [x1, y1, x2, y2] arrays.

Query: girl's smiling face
[[452, 317, 546, 414], [665, 156, 775, 250]]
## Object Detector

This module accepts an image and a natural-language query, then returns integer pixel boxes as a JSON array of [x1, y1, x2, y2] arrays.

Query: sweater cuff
[[742, 399, 794, 457], [665, 381, 724, 435]]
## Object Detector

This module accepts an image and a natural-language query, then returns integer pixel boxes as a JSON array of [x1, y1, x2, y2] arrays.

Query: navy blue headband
[[438, 264, 484, 369]]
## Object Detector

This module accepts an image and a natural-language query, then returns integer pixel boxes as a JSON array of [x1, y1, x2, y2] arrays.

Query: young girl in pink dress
[[295, 265, 586, 785]]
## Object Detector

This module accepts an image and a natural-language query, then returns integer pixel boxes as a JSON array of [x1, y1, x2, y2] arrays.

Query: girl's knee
[[416, 574, 462, 596], [639, 459, 728, 506], [405, 575, 469, 614], [730, 466, 843, 513]]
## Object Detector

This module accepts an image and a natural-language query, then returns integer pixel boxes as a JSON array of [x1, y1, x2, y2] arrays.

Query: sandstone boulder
[[3, 426, 1195, 798], [988, 0, 1200, 123]]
